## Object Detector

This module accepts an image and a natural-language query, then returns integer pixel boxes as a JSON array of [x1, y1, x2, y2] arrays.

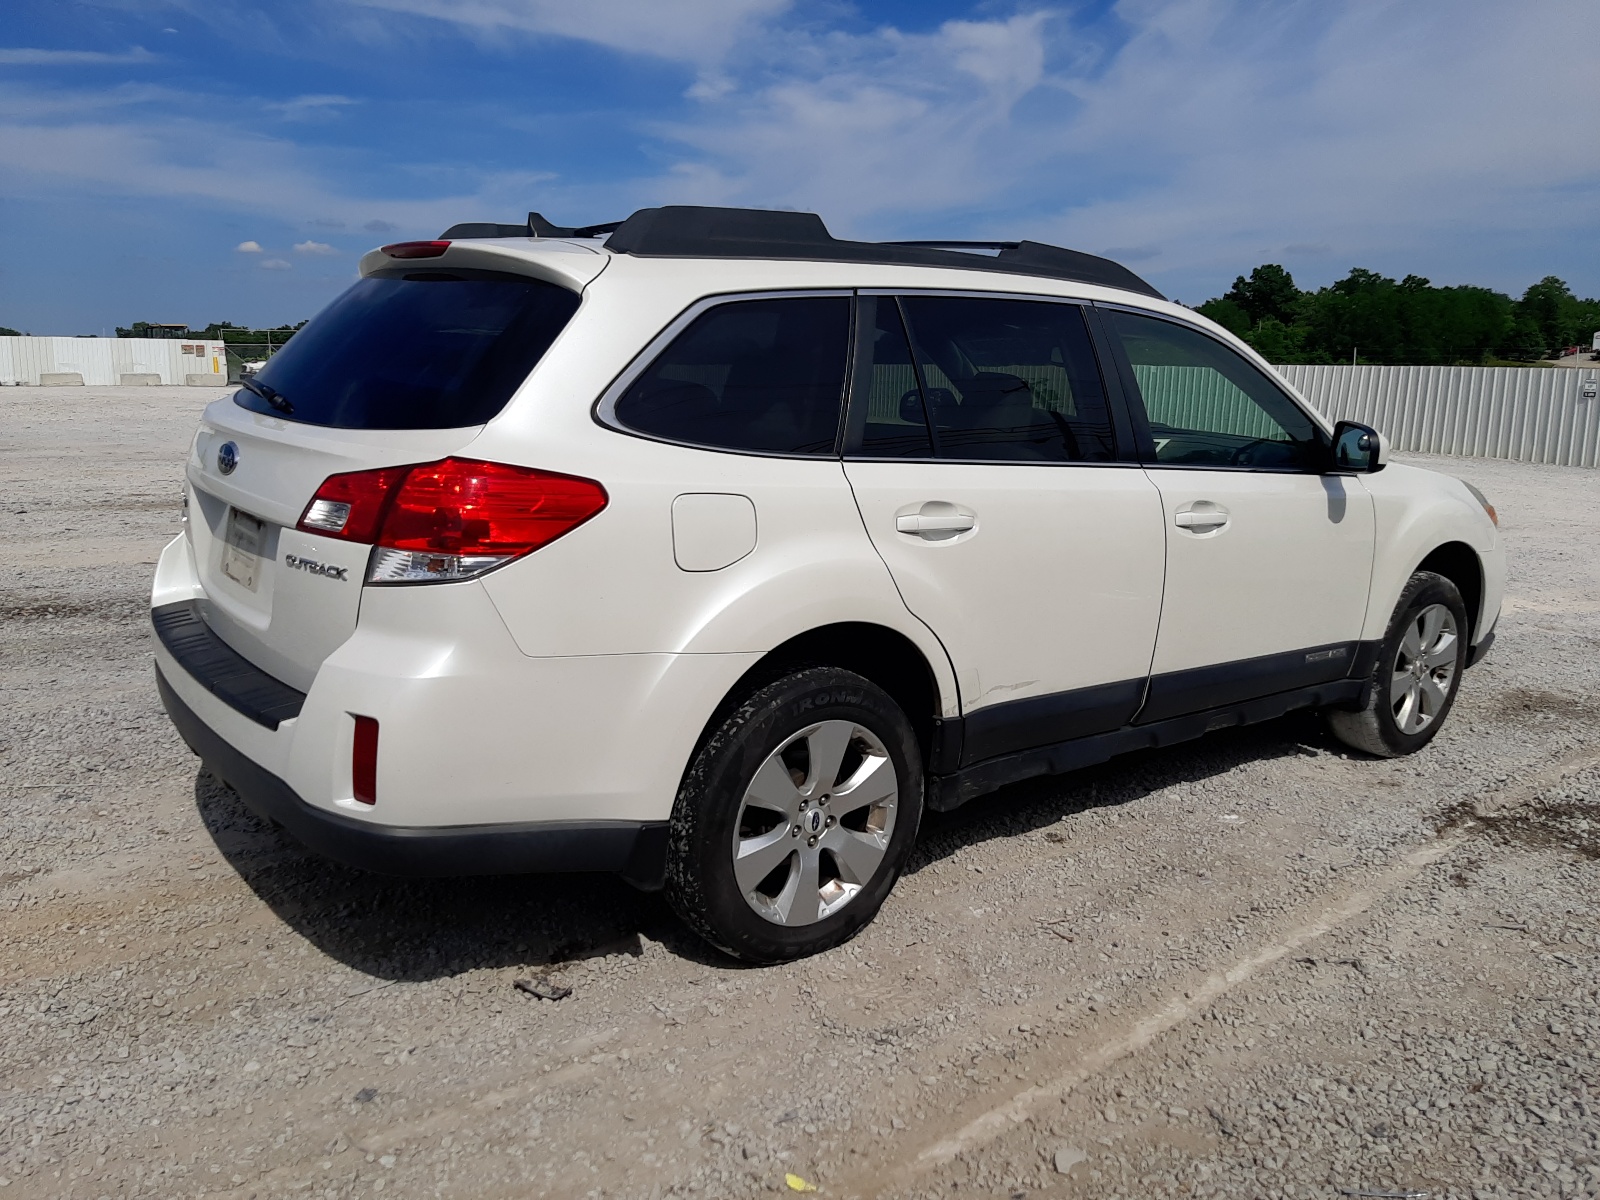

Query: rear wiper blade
[[239, 374, 293, 415]]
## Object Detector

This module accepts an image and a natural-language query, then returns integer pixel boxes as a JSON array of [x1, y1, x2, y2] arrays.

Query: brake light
[[380, 240, 450, 259], [296, 458, 608, 584]]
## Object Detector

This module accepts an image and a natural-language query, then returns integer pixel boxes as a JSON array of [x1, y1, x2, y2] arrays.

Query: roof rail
[[440, 206, 1164, 299]]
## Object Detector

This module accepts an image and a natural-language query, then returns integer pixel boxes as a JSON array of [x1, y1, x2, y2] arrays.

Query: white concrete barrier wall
[[1277, 364, 1600, 468], [0, 336, 225, 386]]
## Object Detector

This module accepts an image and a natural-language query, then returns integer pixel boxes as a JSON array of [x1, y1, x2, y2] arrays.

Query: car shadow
[[193, 708, 1350, 979], [191, 772, 726, 978], [903, 707, 1342, 873]]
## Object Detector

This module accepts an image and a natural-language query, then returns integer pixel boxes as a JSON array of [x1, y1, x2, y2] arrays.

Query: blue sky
[[1, 0, 1596, 334]]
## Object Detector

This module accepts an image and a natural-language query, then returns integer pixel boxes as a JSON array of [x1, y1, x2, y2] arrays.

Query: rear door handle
[[896, 512, 975, 534], [1174, 505, 1230, 530], [895, 504, 976, 537]]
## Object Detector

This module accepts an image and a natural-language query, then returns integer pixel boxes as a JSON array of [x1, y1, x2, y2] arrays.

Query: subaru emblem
[[216, 441, 239, 475]]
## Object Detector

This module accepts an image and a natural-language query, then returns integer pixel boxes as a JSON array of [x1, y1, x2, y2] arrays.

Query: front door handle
[[895, 503, 976, 537]]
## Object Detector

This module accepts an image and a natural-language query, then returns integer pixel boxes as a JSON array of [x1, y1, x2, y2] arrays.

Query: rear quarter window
[[234, 269, 580, 430], [612, 296, 851, 456]]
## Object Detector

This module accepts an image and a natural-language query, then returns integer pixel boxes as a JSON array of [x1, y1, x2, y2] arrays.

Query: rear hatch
[[183, 245, 596, 692]]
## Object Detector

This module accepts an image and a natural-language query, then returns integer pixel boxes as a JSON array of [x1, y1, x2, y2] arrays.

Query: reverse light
[[297, 458, 608, 584], [380, 240, 451, 259]]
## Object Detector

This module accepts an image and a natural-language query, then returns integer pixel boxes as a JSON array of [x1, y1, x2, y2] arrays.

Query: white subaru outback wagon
[[152, 206, 1504, 962]]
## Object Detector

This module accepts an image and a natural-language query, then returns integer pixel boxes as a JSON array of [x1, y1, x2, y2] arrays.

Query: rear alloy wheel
[[1325, 570, 1469, 757], [666, 668, 923, 963], [733, 719, 899, 926]]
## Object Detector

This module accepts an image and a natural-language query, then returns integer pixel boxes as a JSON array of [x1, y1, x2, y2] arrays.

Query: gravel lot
[[2, 385, 1597, 1200]]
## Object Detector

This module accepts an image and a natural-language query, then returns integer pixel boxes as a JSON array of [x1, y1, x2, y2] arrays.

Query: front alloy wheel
[[1389, 602, 1459, 734], [1325, 569, 1469, 757]]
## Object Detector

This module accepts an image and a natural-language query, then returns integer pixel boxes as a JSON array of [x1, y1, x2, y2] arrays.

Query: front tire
[[666, 668, 924, 963], [1325, 570, 1468, 757]]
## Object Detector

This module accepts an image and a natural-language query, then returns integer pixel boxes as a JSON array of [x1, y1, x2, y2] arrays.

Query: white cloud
[[2, 0, 1596, 308], [293, 239, 338, 255], [0, 46, 157, 66], [268, 94, 360, 121], [0, 93, 550, 239], [642, 12, 1055, 227], [235, 240, 263, 253], [618, 0, 1600, 293], [346, 0, 789, 64], [260, 258, 292, 270]]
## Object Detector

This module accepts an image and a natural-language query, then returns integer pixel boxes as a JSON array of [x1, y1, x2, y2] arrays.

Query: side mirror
[[1332, 420, 1386, 473]]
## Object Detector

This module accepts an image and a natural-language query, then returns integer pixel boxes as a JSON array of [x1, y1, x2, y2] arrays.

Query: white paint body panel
[[672, 493, 757, 571], [1144, 469, 1376, 672], [1358, 463, 1503, 642], [185, 401, 481, 690], [845, 461, 1167, 710], [154, 532, 759, 826]]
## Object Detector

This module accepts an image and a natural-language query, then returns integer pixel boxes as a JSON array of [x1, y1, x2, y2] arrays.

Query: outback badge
[[284, 554, 349, 582]]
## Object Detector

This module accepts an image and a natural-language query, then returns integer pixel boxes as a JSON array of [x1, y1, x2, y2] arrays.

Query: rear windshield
[[234, 269, 581, 429]]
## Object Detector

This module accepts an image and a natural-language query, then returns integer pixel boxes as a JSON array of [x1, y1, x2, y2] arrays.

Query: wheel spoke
[[1418, 672, 1449, 717], [744, 754, 802, 817], [1423, 632, 1458, 669], [802, 721, 855, 797], [1389, 669, 1414, 705], [734, 825, 796, 895], [775, 848, 823, 926], [1418, 605, 1446, 650], [829, 751, 897, 817], [822, 826, 888, 885], [1394, 681, 1421, 732], [1399, 620, 1423, 664]]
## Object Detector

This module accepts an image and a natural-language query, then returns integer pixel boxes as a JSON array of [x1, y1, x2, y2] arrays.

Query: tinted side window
[[614, 297, 850, 455], [1108, 310, 1322, 469], [236, 270, 580, 430], [857, 297, 935, 457], [898, 297, 1117, 462]]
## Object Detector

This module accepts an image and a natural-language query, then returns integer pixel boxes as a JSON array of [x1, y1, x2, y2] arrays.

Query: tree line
[[1195, 267, 1600, 366]]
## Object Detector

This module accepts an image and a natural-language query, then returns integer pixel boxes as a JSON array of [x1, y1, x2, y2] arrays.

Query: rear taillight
[[296, 458, 608, 584], [380, 240, 450, 259]]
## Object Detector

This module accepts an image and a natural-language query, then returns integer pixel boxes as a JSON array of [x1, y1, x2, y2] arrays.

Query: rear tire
[[1325, 570, 1468, 757], [666, 668, 923, 963]]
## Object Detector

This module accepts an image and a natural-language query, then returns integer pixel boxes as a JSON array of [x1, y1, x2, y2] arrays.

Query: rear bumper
[[157, 666, 668, 887]]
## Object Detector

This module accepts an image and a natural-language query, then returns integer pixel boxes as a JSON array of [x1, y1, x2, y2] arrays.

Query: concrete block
[[186, 373, 226, 386], [40, 372, 85, 386], [120, 373, 162, 386]]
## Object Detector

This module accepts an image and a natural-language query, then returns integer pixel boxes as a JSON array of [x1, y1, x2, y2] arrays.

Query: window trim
[[1094, 301, 1334, 474], [840, 288, 1139, 467], [592, 288, 857, 460]]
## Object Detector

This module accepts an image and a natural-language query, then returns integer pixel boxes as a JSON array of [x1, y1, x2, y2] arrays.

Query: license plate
[[221, 508, 265, 592]]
